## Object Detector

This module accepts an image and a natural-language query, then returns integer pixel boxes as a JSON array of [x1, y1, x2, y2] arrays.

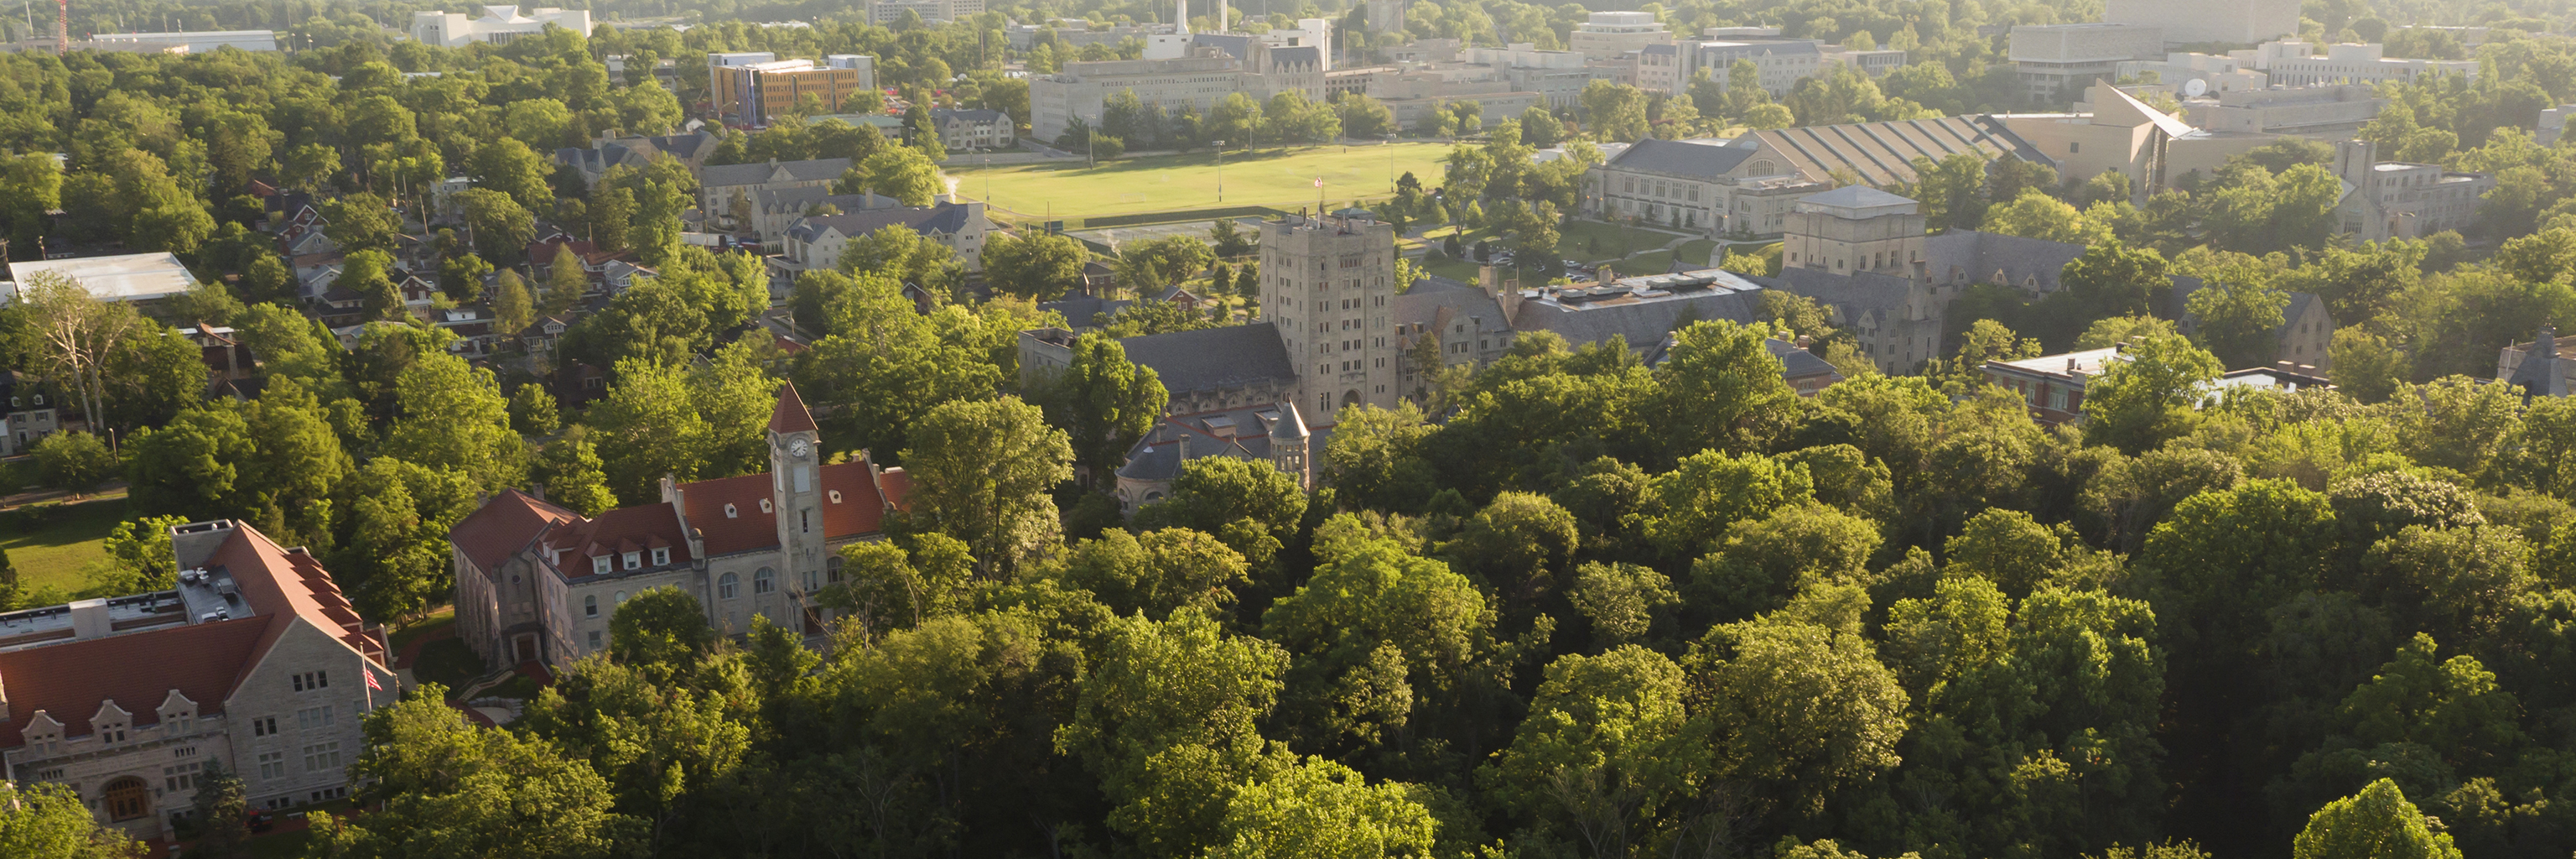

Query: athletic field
[[946, 142, 1456, 220]]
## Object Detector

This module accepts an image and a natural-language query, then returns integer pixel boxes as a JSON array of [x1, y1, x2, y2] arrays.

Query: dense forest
[[16, 1, 2576, 858]]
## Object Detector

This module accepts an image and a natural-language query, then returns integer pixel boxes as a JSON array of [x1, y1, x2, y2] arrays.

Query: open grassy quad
[[0, 497, 127, 595], [949, 141, 1456, 220]]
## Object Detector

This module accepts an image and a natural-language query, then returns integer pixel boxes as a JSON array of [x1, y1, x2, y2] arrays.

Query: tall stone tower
[[766, 382, 827, 594], [1260, 211, 1401, 419]]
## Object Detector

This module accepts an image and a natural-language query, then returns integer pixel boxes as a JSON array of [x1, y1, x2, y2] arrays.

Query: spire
[[768, 382, 819, 435], [2540, 325, 2559, 362], [1270, 401, 1309, 440]]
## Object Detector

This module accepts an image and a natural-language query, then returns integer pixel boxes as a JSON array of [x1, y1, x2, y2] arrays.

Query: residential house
[[447, 384, 913, 669], [930, 108, 1015, 149], [745, 188, 902, 242], [551, 130, 721, 187], [0, 519, 392, 840], [1, 371, 65, 456], [699, 158, 855, 227], [2499, 325, 2573, 398], [778, 201, 993, 273]]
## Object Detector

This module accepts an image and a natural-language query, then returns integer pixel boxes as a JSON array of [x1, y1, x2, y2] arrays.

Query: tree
[[493, 268, 537, 336], [539, 430, 618, 517], [1134, 456, 1309, 568], [2061, 241, 2166, 322], [1487, 645, 1705, 859], [468, 136, 556, 212], [1983, 188, 2106, 245], [1212, 757, 1438, 859], [1581, 81, 1650, 142], [984, 232, 1089, 300], [841, 147, 943, 206], [324, 191, 401, 254], [384, 351, 527, 490], [307, 685, 645, 858], [190, 758, 251, 859], [2080, 331, 2223, 453], [2291, 779, 2463, 859], [0, 781, 145, 859], [340, 250, 404, 322], [544, 242, 590, 316], [1057, 612, 1291, 858], [510, 384, 561, 436], [1055, 528, 1250, 620], [1687, 612, 1909, 823], [2185, 275, 2290, 369], [439, 252, 493, 304], [609, 586, 716, 670], [1654, 320, 1798, 459], [901, 396, 1074, 573], [460, 189, 538, 263], [10, 272, 142, 433], [1521, 106, 1564, 148], [33, 431, 114, 497], [335, 457, 479, 625], [1033, 334, 1167, 484]]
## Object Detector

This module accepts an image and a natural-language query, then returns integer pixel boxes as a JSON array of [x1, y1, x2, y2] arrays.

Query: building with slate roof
[[1583, 122, 2046, 236], [745, 187, 902, 242], [779, 200, 994, 271], [1111, 402, 1324, 512], [552, 129, 719, 187], [449, 383, 911, 671], [2499, 326, 2572, 399], [699, 158, 855, 225], [0, 519, 392, 838], [931, 107, 1016, 149], [1641, 334, 1847, 397], [1393, 276, 1518, 402], [2170, 283, 2337, 369]]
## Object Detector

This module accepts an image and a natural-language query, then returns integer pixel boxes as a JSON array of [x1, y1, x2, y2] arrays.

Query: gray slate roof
[[934, 107, 1010, 123], [1799, 185, 1917, 208], [1116, 322, 1296, 394], [1766, 337, 1840, 378], [702, 157, 854, 188], [1270, 45, 1322, 67], [1602, 138, 1757, 180], [1114, 403, 1334, 482], [1395, 277, 1507, 328], [1509, 285, 1766, 348], [785, 202, 978, 242]]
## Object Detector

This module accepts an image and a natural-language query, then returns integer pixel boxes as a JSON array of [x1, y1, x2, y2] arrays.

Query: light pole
[[1385, 134, 1396, 193], [1213, 139, 1225, 202], [1086, 113, 1098, 169]]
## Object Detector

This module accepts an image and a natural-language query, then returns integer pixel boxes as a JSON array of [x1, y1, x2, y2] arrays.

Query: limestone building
[[448, 384, 911, 669], [1029, 41, 1324, 142], [409, 6, 591, 47], [779, 201, 994, 272], [1260, 211, 1404, 414], [1569, 12, 1674, 61], [1783, 185, 1924, 276], [2332, 138, 2493, 242], [2261, 42, 2478, 87], [2105, 0, 2298, 46], [2007, 23, 2164, 102], [1582, 118, 2043, 232], [0, 520, 393, 840]]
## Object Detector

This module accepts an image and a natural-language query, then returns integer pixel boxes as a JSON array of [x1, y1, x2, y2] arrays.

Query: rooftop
[[4, 252, 197, 305]]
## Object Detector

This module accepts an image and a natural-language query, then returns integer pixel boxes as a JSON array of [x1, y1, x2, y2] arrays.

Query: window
[[588, 630, 603, 650], [584, 595, 599, 617], [651, 547, 669, 565], [303, 742, 343, 773], [828, 555, 844, 584], [293, 671, 328, 691], [593, 556, 611, 575], [2069, 141, 2080, 154], [719, 573, 740, 599], [623, 551, 641, 570], [801, 509, 812, 533], [164, 761, 203, 792], [252, 716, 278, 737], [297, 705, 335, 731], [724, 503, 739, 518], [614, 590, 628, 604], [759, 498, 773, 513], [755, 568, 776, 594]]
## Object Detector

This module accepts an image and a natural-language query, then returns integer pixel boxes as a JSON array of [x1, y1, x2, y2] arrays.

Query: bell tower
[[768, 382, 825, 602]]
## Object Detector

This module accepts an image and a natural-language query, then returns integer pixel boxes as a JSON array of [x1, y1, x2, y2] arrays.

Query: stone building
[[0, 520, 393, 840], [1110, 403, 1318, 512], [448, 383, 912, 669], [2105, 0, 2297, 45], [2332, 138, 2493, 242]]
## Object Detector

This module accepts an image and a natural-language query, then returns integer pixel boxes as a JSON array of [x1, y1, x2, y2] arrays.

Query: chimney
[[68, 598, 112, 639], [2066, 357, 2078, 372]]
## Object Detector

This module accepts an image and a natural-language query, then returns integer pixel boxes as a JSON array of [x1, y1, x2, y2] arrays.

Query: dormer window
[[592, 556, 611, 575], [759, 499, 773, 513], [651, 548, 669, 565], [724, 503, 739, 518], [828, 490, 843, 503], [622, 551, 641, 570]]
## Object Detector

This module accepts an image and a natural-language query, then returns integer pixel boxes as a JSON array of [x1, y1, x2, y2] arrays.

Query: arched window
[[1747, 158, 1776, 175], [719, 573, 740, 600], [827, 555, 844, 584], [105, 778, 150, 821], [584, 595, 598, 617], [614, 591, 628, 605], [754, 568, 776, 594]]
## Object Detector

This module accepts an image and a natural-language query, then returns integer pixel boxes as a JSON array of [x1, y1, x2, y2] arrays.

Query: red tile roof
[[0, 523, 386, 748], [0, 617, 269, 742], [878, 467, 912, 512], [446, 489, 580, 575], [821, 461, 891, 538], [768, 382, 818, 434], [678, 472, 780, 557], [538, 502, 695, 579]]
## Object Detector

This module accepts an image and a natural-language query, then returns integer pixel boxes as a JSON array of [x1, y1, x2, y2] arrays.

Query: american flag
[[364, 669, 382, 691]]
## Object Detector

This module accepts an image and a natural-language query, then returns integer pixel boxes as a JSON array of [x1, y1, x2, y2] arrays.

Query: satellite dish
[[2184, 78, 2209, 97]]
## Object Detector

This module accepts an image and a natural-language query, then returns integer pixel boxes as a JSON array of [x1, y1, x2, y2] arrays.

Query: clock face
[[788, 438, 810, 458]]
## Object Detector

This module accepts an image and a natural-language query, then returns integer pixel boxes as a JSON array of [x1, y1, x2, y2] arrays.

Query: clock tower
[[767, 382, 826, 600]]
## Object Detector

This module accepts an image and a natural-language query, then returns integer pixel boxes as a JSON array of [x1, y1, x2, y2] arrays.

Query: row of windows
[[717, 568, 779, 599], [589, 548, 673, 575]]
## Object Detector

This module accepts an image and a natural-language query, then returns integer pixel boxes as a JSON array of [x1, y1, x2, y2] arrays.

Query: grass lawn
[[0, 497, 127, 594], [390, 607, 455, 653], [411, 638, 488, 695], [948, 142, 1453, 220]]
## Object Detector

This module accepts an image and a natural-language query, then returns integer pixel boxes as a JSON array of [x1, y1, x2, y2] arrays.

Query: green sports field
[[948, 142, 1455, 220]]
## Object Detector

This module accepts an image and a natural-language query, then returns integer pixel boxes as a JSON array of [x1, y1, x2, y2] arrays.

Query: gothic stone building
[[0, 520, 394, 840], [448, 383, 911, 669]]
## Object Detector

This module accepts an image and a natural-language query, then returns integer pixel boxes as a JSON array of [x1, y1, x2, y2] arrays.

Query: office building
[[711, 55, 879, 127], [2333, 138, 2493, 242], [2262, 42, 2479, 86], [2007, 23, 2165, 102], [409, 6, 593, 48], [2106, 0, 2298, 46], [1570, 12, 1674, 61]]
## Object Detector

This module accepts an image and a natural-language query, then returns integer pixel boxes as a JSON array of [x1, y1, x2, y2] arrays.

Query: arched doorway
[[104, 777, 150, 822], [1342, 389, 1362, 408]]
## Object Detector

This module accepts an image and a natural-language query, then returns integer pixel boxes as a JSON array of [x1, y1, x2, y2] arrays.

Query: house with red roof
[[448, 382, 911, 670], [0, 520, 393, 840]]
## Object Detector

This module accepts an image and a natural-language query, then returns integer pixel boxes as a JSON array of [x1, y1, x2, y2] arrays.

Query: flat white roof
[[4, 252, 197, 305]]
